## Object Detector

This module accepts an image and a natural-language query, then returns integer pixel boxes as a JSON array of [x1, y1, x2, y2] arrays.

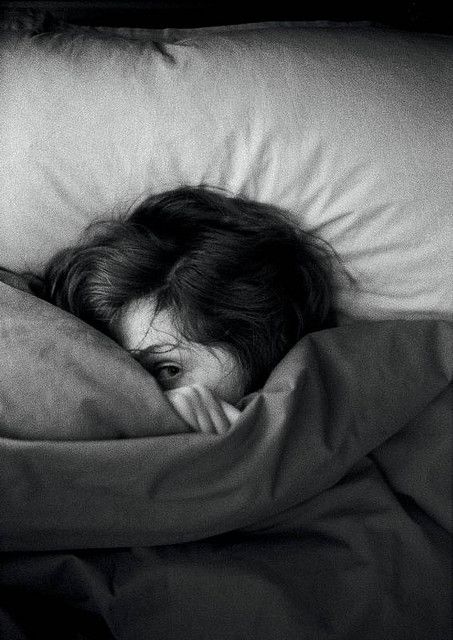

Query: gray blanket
[[0, 280, 451, 639]]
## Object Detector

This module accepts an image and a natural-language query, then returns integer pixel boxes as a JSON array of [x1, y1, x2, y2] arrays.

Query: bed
[[0, 5, 452, 639]]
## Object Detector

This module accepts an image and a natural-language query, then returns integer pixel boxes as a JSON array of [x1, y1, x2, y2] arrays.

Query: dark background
[[0, 0, 452, 33]]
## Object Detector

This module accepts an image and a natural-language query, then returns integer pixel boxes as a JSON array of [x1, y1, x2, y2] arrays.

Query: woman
[[40, 186, 341, 433]]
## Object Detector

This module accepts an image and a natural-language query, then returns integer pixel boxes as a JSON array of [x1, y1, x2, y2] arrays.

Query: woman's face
[[115, 297, 246, 404]]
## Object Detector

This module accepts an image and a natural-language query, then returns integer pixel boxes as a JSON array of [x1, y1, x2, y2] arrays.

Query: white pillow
[[0, 23, 452, 321]]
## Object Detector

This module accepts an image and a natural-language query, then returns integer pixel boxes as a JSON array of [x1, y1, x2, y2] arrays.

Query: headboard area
[[1, 0, 452, 33]]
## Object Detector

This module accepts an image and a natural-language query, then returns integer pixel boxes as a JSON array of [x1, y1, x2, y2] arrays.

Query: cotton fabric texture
[[1, 20, 452, 639], [0, 22, 452, 321], [1, 279, 452, 639]]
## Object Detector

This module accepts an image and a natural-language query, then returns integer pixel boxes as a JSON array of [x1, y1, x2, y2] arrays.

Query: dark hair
[[40, 186, 341, 392]]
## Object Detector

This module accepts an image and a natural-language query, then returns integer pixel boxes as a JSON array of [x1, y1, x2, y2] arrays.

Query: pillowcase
[[0, 21, 452, 322], [0, 281, 188, 440]]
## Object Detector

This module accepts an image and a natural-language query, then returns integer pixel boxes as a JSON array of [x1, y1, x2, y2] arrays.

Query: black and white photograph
[[0, 1, 452, 639]]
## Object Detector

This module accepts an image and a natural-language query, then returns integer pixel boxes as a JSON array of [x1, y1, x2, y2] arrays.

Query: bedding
[[0, 19, 452, 323], [1, 13, 452, 640], [1, 279, 452, 638], [0, 280, 189, 441]]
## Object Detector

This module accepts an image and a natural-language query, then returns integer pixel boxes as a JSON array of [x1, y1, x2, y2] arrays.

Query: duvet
[[0, 280, 452, 639]]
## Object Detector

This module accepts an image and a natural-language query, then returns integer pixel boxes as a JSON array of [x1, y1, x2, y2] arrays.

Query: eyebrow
[[127, 343, 185, 356]]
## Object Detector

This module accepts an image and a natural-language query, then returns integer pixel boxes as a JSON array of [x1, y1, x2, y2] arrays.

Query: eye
[[154, 364, 182, 385]]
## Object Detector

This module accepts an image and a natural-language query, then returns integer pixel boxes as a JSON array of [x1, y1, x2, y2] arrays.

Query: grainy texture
[[0, 281, 451, 639]]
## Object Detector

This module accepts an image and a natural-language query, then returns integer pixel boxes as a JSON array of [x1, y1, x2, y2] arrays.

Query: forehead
[[116, 297, 182, 352], [115, 296, 246, 401]]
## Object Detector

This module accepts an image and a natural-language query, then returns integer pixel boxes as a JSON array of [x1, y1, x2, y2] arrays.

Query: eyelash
[[131, 351, 183, 387], [152, 363, 182, 385]]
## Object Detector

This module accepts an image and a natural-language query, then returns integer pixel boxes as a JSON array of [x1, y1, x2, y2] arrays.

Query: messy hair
[[41, 186, 341, 392]]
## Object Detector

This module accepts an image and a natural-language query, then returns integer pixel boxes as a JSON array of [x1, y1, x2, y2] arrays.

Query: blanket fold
[[1, 289, 451, 550], [1, 283, 451, 639]]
